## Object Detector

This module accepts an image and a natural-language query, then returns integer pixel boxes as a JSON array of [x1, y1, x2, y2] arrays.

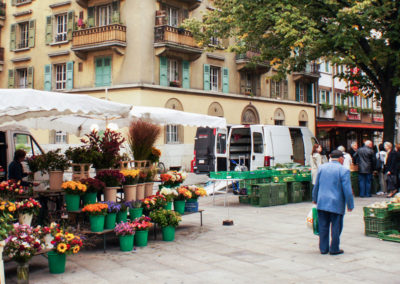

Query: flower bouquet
[[116, 201, 130, 223], [142, 194, 167, 216], [132, 216, 153, 247], [95, 170, 125, 202], [0, 199, 16, 215], [15, 198, 41, 225], [148, 147, 161, 164], [121, 169, 140, 202], [80, 178, 105, 205], [0, 180, 31, 199], [62, 181, 87, 212], [42, 222, 60, 249], [100, 201, 120, 229], [160, 171, 187, 188], [114, 221, 135, 251], [26, 155, 45, 180], [173, 187, 192, 214], [159, 187, 178, 202], [0, 201, 14, 241], [150, 209, 181, 242], [82, 203, 108, 232], [187, 185, 207, 200]]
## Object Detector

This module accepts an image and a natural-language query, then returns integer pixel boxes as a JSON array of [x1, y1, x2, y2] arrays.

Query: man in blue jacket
[[312, 150, 354, 255]]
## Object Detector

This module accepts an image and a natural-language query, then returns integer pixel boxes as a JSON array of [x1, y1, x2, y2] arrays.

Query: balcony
[[236, 50, 269, 74], [154, 25, 202, 61], [75, 0, 88, 8], [0, 2, 5, 27], [71, 24, 127, 59], [293, 63, 320, 82], [157, 0, 202, 11], [0, 47, 4, 72]]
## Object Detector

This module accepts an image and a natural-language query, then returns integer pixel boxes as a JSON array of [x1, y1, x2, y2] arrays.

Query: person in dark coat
[[8, 149, 32, 187], [384, 142, 398, 197], [354, 140, 376, 197], [348, 142, 358, 163]]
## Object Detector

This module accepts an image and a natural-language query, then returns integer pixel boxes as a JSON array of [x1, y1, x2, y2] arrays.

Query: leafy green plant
[[361, 108, 373, 114], [150, 209, 182, 228], [320, 103, 333, 112], [335, 104, 348, 113], [65, 146, 98, 164], [42, 149, 70, 172]]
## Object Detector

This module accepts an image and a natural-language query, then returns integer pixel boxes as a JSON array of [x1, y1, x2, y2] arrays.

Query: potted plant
[[169, 80, 181, 87], [61, 181, 87, 212], [114, 221, 136, 252], [0, 180, 30, 200], [82, 203, 108, 232], [174, 187, 192, 214], [4, 223, 44, 282], [150, 209, 182, 242], [142, 194, 167, 216], [26, 155, 45, 181], [136, 170, 147, 200], [120, 169, 140, 202], [42, 149, 70, 190], [48, 230, 83, 274], [101, 201, 120, 230], [15, 198, 41, 226], [185, 186, 207, 212], [65, 146, 96, 181], [159, 187, 178, 210], [132, 216, 153, 247], [128, 200, 143, 220], [80, 178, 105, 206], [116, 202, 130, 224], [320, 103, 333, 112], [148, 147, 161, 164], [95, 170, 125, 202], [160, 171, 187, 188], [0, 201, 15, 284], [42, 222, 60, 249]]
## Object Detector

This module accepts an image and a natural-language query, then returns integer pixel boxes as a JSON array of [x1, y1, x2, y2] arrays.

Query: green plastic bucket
[[163, 202, 173, 210], [162, 226, 175, 242], [116, 210, 128, 224], [129, 208, 143, 220], [119, 235, 134, 251], [48, 251, 66, 274], [104, 212, 117, 230], [134, 230, 149, 247], [174, 200, 185, 214], [89, 215, 105, 232], [82, 192, 97, 206], [65, 194, 80, 212]]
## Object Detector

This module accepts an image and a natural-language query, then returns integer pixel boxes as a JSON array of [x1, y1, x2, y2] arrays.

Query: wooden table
[[78, 229, 114, 253]]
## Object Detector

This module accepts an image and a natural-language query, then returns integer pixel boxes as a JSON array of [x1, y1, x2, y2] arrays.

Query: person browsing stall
[[8, 149, 37, 187]]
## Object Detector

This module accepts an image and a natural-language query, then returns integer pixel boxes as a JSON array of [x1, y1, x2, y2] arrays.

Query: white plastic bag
[[306, 208, 313, 229]]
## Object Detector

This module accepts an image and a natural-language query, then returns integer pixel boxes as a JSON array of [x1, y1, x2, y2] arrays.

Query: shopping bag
[[312, 206, 319, 236], [306, 209, 313, 229]]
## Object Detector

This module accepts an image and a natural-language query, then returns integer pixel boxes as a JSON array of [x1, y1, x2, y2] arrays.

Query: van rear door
[[194, 128, 214, 174], [214, 128, 227, 172], [301, 127, 316, 165], [269, 127, 293, 165], [250, 125, 264, 170], [289, 128, 305, 165]]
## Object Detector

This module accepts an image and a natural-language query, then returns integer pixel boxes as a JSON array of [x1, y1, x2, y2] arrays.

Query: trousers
[[318, 210, 344, 253], [359, 173, 372, 197]]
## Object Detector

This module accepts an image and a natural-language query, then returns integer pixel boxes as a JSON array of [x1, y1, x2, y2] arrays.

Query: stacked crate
[[363, 206, 400, 237], [287, 182, 303, 203], [250, 183, 287, 207]]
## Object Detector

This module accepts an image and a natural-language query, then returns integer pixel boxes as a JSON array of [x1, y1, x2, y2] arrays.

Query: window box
[[169, 80, 181, 87], [335, 104, 348, 113], [320, 103, 333, 112]]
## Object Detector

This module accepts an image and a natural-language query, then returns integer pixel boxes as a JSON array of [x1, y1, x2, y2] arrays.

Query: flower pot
[[119, 235, 134, 252], [0, 240, 5, 284], [16, 261, 29, 284], [185, 199, 199, 212], [174, 200, 185, 214], [82, 192, 97, 206], [65, 194, 80, 212], [44, 234, 54, 249], [123, 184, 137, 202], [136, 183, 145, 200], [71, 163, 91, 181], [162, 226, 176, 242], [104, 187, 119, 202], [163, 201, 173, 210], [49, 171, 63, 190], [89, 215, 105, 232], [144, 182, 154, 197], [18, 213, 33, 226], [129, 207, 143, 220], [47, 251, 66, 274], [104, 212, 117, 230], [134, 230, 149, 247], [116, 210, 128, 224]]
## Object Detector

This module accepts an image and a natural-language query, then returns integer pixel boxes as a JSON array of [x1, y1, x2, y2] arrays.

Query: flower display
[[142, 194, 167, 212], [175, 186, 193, 201], [50, 230, 83, 255], [26, 155, 45, 175], [61, 181, 87, 195], [0, 200, 17, 214], [150, 209, 182, 228], [148, 147, 161, 163], [42, 149, 70, 172], [0, 180, 30, 198], [4, 223, 44, 263], [114, 221, 136, 236], [158, 187, 178, 202], [95, 170, 125, 187], [0, 202, 14, 241], [15, 198, 42, 215], [187, 185, 207, 199], [132, 216, 153, 231], [100, 201, 121, 213], [42, 222, 60, 236], [120, 169, 140, 185], [80, 178, 106, 193], [160, 171, 187, 187], [82, 203, 108, 216]]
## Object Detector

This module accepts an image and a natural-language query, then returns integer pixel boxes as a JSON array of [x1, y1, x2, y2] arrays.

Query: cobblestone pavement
[[4, 194, 399, 284]]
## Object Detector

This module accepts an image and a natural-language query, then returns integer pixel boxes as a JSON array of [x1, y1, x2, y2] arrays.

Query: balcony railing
[[236, 50, 261, 61], [0, 47, 4, 62], [72, 24, 127, 51], [295, 63, 320, 75], [154, 25, 199, 49]]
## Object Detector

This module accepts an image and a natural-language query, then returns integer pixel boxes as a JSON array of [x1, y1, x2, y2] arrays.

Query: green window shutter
[[10, 24, 16, 51], [295, 82, 300, 102], [8, 69, 15, 88], [203, 64, 210, 91], [103, 57, 112, 86], [45, 16, 53, 45], [44, 64, 52, 91], [67, 11, 74, 41], [159, 56, 168, 86], [222, 67, 229, 93], [111, 1, 120, 24], [66, 61, 74, 89], [27, 67, 34, 88], [307, 83, 313, 103], [28, 20, 36, 48], [95, 58, 103, 87], [88, 7, 95, 27], [182, 60, 190, 89]]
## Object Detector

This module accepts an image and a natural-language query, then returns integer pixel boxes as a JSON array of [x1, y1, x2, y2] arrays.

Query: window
[[275, 120, 284, 126], [245, 73, 253, 93], [55, 64, 67, 90], [320, 90, 330, 104], [349, 96, 359, 107], [271, 80, 288, 99], [97, 4, 112, 26], [296, 83, 305, 102], [166, 125, 179, 144], [166, 6, 179, 27], [324, 61, 331, 73], [363, 98, 371, 109], [16, 0, 30, 4], [210, 36, 220, 46], [95, 57, 112, 87], [18, 22, 29, 49], [299, 121, 307, 127], [216, 133, 226, 154], [55, 131, 67, 144], [210, 66, 220, 91], [16, 68, 28, 88], [335, 92, 344, 105], [55, 14, 67, 42], [13, 134, 43, 158], [167, 59, 179, 83], [252, 132, 264, 153]]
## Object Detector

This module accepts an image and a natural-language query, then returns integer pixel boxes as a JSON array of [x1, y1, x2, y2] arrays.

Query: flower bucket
[[104, 187, 118, 202], [136, 184, 145, 200], [116, 210, 128, 224], [123, 184, 137, 202], [0, 240, 5, 284], [18, 213, 33, 226], [163, 202, 173, 210], [134, 230, 149, 247], [49, 171, 63, 190], [89, 215, 105, 232], [119, 235, 134, 252], [129, 208, 143, 220], [162, 226, 176, 242], [48, 251, 66, 274], [144, 182, 154, 197], [184, 199, 199, 213], [44, 234, 54, 249], [104, 212, 117, 230], [65, 194, 80, 212], [174, 200, 185, 215], [82, 192, 97, 206]]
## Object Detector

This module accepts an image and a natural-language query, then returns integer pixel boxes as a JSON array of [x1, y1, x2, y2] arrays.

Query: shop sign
[[347, 113, 361, 121], [373, 115, 384, 123], [348, 108, 359, 115]]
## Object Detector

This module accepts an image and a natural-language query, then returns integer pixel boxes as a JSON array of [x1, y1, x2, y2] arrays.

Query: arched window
[[299, 110, 308, 127], [208, 102, 224, 117], [274, 108, 285, 125], [164, 98, 183, 144], [241, 105, 260, 124]]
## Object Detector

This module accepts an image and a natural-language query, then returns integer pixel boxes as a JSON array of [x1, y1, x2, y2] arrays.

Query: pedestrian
[[312, 150, 354, 255], [310, 144, 325, 185], [348, 141, 358, 163], [383, 142, 398, 198], [354, 140, 376, 197], [337, 146, 352, 170], [376, 143, 387, 195]]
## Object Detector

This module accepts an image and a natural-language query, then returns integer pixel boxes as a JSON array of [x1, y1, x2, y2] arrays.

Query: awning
[[317, 121, 384, 130]]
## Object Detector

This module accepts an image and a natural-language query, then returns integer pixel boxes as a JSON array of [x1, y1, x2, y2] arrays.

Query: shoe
[[329, 250, 344, 255], [320, 251, 329, 255], [376, 191, 384, 196]]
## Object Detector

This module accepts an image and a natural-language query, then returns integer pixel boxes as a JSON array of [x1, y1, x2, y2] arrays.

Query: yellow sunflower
[[65, 233, 75, 241], [57, 243, 67, 253], [72, 246, 80, 254]]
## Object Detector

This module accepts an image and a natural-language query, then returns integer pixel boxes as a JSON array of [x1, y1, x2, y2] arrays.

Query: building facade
[[0, 0, 317, 170]]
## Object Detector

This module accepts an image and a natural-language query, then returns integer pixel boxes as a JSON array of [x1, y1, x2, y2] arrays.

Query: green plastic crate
[[388, 203, 400, 212], [239, 195, 250, 204], [378, 230, 400, 243], [210, 171, 236, 179], [364, 217, 395, 237], [302, 182, 313, 201], [251, 184, 271, 197], [250, 196, 260, 206], [287, 182, 303, 203], [270, 183, 288, 205], [363, 207, 390, 219]]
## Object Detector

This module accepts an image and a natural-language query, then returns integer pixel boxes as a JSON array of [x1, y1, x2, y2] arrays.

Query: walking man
[[312, 150, 354, 255], [354, 140, 376, 197]]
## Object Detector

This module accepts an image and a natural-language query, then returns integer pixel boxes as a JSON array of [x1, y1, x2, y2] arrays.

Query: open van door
[[301, 127, 316, 165], [289, 128, 305, 165], [269, 127, 293, 165], [250, 126, 264, 170], [214, 128, 228, 172]]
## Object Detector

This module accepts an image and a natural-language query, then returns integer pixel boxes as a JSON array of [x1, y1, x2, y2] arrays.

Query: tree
[[184, 0, 400, 142]]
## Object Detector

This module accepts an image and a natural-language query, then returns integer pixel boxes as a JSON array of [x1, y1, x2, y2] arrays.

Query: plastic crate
[[363, 207, 390, 219], [270, 183, 288, 205], [295, 174, 312, 182], [210, 171, 235, 179], [239, 195, 250, 204], [251, 184, 271, 197], [388, 203, 400, 212], [378, 230, 400, 243], [364, 217, 395, 237], [287, 182, 303, 203], [250, 196, 260, 206], [302, 182, 313, 202]]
